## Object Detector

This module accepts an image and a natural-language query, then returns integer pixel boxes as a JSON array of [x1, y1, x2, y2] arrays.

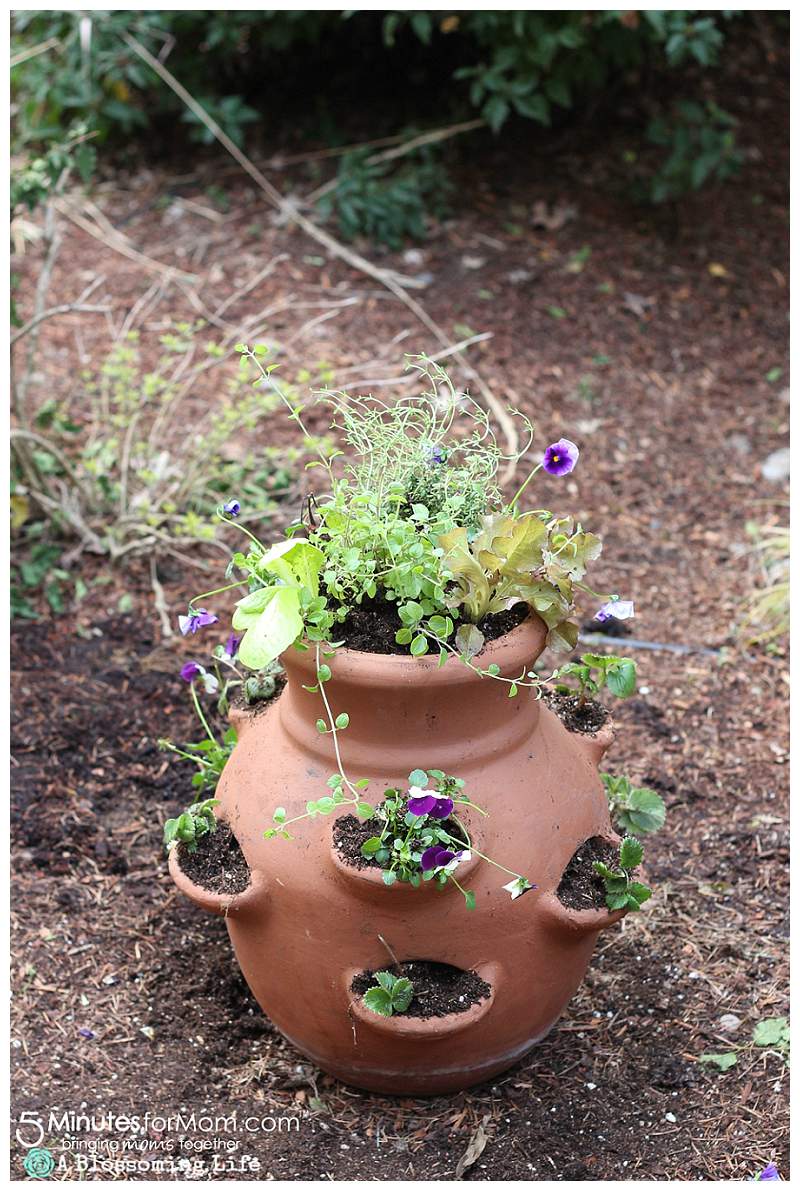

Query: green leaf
[[455, 623, 485, 660], [627, 881, 652, 905], [272, 807, 286, 824], [619, 836, 644, 870], [409, 769, 428, 788], [316, 719, 327, 734], [621, 787, 666, 834], [335, 713, 350, 729], [753, 1017, 790, 1048], [236, 586, 304, 670], [361, 836, 383, 856], [382, 870, 397, 886], [363, 987, 393, 1016], [356, 802, 374, 818], [410, 634, 429, 656], [699, 1052, 738, 1071], [317, 664, 332, 683], [606, 658, 637, 699], [374, 970, 396, 993], [391, 977, 414, 1012], [464, 890, 477, 911]]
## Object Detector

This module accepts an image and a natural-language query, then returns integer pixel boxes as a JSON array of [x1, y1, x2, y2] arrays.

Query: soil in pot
[[351, 960, 491, 1019], [544, 691, 609, 735], [557, 836, 621, 911], [335, 593, 529, 655], [333, 806, 469, 872], [177, 822, 250, 895]]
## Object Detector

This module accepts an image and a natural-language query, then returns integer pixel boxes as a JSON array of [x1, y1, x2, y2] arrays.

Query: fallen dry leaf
[[454, 1113, 492, 1178]]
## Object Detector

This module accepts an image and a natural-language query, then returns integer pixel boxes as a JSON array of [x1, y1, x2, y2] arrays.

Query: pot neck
[[276, 615, 547, 773]]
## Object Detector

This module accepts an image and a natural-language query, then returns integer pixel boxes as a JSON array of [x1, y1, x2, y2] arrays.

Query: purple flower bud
[[223, 632, 241, 660], [757, 1163, 780, 1182], [542, 438, 579, 476], [78, 1027, 95, 1039], [180, 661, 203, 683], [223, 499, 241, 517], [595, 599, 635, 624], [178, 608, 218, 636]]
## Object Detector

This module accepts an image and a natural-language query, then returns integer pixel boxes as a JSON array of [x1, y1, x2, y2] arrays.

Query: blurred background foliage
[[11, 8, 762, 234]]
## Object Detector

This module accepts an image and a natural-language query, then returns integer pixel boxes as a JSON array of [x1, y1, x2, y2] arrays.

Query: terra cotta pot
[[170, 613, 626, 1094]]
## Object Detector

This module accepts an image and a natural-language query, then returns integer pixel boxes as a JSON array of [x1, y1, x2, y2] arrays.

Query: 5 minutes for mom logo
[[23, 1148, 55, 1179]]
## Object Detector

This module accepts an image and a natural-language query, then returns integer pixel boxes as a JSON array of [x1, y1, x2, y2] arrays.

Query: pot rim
[[345, 961, 498, 1039], [538, 828, 630, 934], [282, 610, 548, 688], [168, 833, 267, 917]]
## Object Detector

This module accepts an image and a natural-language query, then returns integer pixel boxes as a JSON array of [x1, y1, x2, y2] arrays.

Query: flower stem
[[190, 682, 217, 744], [507, 461, 543, 512], [189, 579, 249, 607]]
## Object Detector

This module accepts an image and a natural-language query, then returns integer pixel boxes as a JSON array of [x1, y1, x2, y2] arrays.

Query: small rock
[[664, 1112, 677, 1124], [402, 248, 425, 267], [462, 255, 487, 270], [719, 1013, 742, 1033], [761, 448, 790, 482]]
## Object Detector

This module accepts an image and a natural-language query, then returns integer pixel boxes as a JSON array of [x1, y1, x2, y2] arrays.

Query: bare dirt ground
[[11, 34, 788, 1182]]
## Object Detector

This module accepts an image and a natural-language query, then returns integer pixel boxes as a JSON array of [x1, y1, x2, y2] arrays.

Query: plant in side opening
[[163, 798, 219, 853], [552, 652, 637, 707], [593, 836, 651, 912], [362, 970, 415, 1017], [601, 773, 666, 835]]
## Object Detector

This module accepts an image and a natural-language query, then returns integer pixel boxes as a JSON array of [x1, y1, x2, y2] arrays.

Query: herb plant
[[362, 970, 415, 1017], [176, 346, 633, 914], [552, 652, 637, 707], [163, 798, 219, 853], [602, 773, 666, 835], [593, 836, 651, 912]]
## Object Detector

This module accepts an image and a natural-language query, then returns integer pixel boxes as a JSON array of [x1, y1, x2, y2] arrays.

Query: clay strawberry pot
[[171, 612, 628, 1095]]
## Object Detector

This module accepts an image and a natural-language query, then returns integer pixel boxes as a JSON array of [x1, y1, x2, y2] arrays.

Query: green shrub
[[316, 144, 451, 250], [11, 10, 754, 222], [646, 100, 742, 202]]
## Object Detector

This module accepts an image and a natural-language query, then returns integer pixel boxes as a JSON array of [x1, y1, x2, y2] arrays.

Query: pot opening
[[177, 821, 251, 895], [332, 804, 470, 873], [351, 960, 491, 1020], [556, 835, 619, 912], [543, 690, 609, 735], [334, 593, 529, 656]]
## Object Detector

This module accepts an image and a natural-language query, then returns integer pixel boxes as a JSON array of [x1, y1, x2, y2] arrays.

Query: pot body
[[180, 616, 621, 1095]]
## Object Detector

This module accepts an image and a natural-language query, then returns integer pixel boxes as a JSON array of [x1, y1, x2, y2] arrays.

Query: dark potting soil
[[335, 593, 529, 655], [177, 821, 250, 895], [557, 836, 620, 911], [351, 960, 491, 1019], [544, 690, 609, 735], [333, 808, 468, 871]]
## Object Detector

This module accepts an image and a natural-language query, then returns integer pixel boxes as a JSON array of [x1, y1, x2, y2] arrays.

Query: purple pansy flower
[[595, 599, 635, 624], [426, 444, 447, 465], [420, 844, 469, 873], [223, 632, 241, 660], [179, 661, 219, 695], [542, 438, 579, 476], [178, 607, 218, 636], [223, 498, 241, 517], [757, 1163, 780, 1182], [406, 785, 455, 819]]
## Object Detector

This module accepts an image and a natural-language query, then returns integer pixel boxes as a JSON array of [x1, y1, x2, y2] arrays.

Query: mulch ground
[[11, 30, 788, 1182]]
